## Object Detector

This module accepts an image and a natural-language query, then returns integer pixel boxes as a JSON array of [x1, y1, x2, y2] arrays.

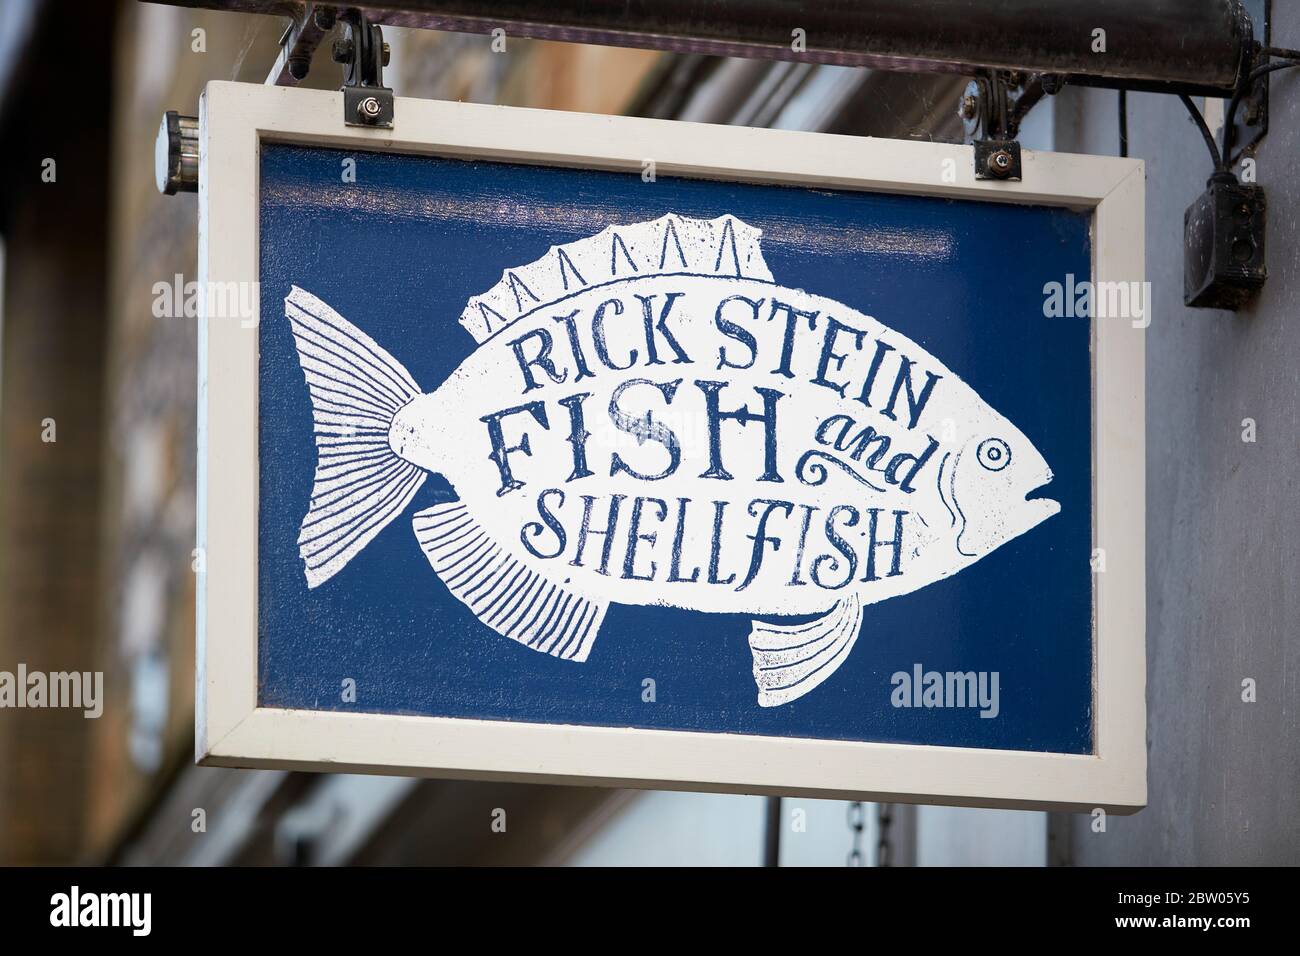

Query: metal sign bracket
[[1227, 0, 1271, 168], [334, 10, 393, 128], [265, 5, 393, 128], [961, 72, 1040, 181]]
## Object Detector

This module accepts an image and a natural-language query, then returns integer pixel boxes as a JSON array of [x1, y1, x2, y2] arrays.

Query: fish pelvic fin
[[285, 286, 426, 588], [748, 593, 863, 707], [412, 501, 606, 662]]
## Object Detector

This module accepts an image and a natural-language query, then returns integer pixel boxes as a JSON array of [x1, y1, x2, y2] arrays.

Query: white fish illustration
[[283, 213, 1059, 706]]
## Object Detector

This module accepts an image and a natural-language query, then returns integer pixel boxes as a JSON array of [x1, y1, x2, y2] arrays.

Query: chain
[[877, 802, 894, 867], [846, 801, 866, 866]]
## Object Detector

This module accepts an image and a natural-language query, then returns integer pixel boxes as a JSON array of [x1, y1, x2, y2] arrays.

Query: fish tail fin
[[748, 593, 863, 707], [285, 286, 426, 588], [412, 502, 607, 662]]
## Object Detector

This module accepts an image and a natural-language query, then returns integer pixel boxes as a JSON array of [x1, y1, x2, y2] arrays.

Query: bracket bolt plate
[[973, 139, 1022, 181]]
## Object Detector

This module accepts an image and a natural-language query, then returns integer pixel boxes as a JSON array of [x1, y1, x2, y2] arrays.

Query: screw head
[[332, 37, 354, 63], [358, 96, 382, 120], [987, 149, 1013, 176], [959, 94, 978, 120]]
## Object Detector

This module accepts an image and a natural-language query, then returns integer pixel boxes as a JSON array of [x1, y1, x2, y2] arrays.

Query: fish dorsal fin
[[472, 299, 509, 338], [715, 216, 741, 275], [609, 230, 640, 276], [658, 215, 688, 270], [504, 271, 539, 311], [555, 246, 587, 291], [456, 213, 775, 344]]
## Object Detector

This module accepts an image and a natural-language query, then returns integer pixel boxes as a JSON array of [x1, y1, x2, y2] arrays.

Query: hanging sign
[[197, 81, 1146, 811]]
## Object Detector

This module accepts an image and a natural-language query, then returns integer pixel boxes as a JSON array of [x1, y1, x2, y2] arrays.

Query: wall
[[1052, 11, 1300, 865], [0, 0, 115, 866]]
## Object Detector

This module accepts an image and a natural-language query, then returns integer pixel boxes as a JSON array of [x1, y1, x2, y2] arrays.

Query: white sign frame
[[197, 80, 1145, 812]]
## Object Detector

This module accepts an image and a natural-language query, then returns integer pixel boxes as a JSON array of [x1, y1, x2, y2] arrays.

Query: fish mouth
[[953, 469, 1060, 557], [1022, 474, 1061, 525]]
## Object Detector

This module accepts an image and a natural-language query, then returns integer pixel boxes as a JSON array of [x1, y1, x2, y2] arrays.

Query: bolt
[[313, 8, 337, 31], [288, 54, 310, 81], [382, 42, 391, 67], [959, 94, 979, 121], [332, 37, 354, 63], [986, 149, 1013, 176], [358, 96, 383, 121]]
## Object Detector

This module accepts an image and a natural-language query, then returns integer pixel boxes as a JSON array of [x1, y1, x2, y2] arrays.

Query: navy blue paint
[[258, 143, 1093, 754]]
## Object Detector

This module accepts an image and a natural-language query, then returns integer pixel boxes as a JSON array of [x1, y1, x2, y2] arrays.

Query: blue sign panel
[[258, 143, 1092, 755]]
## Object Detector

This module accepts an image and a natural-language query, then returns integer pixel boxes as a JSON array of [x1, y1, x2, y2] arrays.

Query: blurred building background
[[0, 0, 1296, 866]]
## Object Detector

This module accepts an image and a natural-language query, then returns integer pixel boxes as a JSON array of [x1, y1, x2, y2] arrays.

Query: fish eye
[[976, 437, 1011, 472]]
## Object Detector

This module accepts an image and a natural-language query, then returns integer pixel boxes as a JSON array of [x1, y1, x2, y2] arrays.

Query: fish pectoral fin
[[748, 593, 864, 707], [412, 502, 606, 662]]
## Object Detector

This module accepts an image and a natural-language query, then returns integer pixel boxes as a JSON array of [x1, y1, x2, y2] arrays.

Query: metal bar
[[160, 0, 1254, 94], [265, 3, 334, 86], [762, 796, 781, 867]]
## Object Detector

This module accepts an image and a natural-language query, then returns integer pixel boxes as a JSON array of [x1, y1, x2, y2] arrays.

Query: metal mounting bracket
[[961, 72, 1039, 181], [334, 10, 393, 128], [266, 3, 336, 86], [1225, 0, 1271, 168], [974, 139, 1021, 181]]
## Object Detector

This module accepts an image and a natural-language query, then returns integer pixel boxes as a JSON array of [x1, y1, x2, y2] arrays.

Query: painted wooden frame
[[197, 80, 1145, 812]]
